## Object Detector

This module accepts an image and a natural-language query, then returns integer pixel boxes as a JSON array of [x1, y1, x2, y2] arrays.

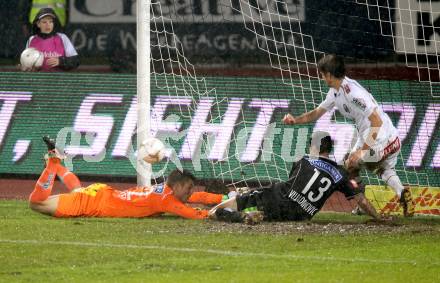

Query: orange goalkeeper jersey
[[55, 183, 222, 219]]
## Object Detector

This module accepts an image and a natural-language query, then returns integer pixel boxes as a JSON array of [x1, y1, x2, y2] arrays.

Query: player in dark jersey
[[209, 131, 380, 223]]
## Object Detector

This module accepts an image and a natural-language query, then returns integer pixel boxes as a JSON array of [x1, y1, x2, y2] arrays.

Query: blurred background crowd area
[[0, 0, 437, 76]]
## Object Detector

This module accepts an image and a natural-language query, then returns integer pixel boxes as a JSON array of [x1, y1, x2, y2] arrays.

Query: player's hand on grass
[[282, 113, 296, 125]]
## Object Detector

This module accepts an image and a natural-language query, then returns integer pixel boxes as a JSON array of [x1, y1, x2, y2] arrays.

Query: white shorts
[[352, 136, 401, 170]]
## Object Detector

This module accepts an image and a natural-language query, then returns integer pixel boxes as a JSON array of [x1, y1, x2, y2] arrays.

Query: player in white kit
[[282, 54, 415, 217]]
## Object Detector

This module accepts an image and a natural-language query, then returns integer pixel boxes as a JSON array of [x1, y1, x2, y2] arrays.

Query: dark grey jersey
[[280, 155, 359, 219]]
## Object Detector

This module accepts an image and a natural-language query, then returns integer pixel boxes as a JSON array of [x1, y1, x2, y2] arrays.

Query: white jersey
[[319, 77, 397, 145]]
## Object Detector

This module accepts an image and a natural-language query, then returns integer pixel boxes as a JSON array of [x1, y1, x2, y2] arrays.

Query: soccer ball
[[139, 137, 166, 164], [20, 48, 44, 71]]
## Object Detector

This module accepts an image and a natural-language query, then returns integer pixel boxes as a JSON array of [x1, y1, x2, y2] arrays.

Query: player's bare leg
[[29, 195, 59, 216]]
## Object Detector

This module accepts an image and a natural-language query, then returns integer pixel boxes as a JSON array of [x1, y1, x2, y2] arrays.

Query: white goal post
[[137, 0, 151, 186]]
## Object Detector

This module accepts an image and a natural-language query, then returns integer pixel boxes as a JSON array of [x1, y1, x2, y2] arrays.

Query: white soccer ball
[[139, 137, 166, 164], [20, 48, 44, 71]]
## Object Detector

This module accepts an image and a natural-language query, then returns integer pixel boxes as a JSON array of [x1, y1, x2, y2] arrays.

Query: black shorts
[[236, 183, 310, 221]]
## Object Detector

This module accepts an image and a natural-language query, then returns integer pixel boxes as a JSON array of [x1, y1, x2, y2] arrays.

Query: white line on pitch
[[0, 239, 434, 266]]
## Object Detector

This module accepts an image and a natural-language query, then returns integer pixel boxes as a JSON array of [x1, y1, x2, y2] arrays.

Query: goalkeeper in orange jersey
[[29, 137, 225, 219]]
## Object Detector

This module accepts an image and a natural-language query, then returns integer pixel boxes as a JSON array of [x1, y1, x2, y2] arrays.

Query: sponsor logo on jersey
[[343, 104, 350, 113], [118, 189, 150, 200], [306, 158, 343, 183], [343, 84, 351, 94], [43, 51, 62, 58], [352, 97, 367, 111], [153, 184, 164, 194], [77, 183, 107, 197]]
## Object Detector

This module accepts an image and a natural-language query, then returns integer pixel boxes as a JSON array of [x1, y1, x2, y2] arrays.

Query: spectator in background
[[19, 0, 67, 38], [24, 7, 79, 71], [0, 2, 24, 59]]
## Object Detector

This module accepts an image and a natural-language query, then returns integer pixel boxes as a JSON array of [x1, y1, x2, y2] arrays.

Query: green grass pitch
[[1, 200, 440, 283]]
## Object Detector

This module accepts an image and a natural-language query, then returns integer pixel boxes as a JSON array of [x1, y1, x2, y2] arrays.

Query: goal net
[[142, 0, 439, 214], [356, 0, 439, 97]]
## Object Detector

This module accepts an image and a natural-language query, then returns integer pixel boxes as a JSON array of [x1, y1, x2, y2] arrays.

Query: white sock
[[381, 169, 404, 197], [387, 175, 404, 197]]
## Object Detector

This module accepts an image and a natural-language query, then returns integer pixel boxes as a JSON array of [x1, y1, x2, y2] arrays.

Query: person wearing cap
[[23, 7, 79, 71], [29, 0, 67, 27], [19, 0, 67, 38], [209, 131, 382, 224]]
